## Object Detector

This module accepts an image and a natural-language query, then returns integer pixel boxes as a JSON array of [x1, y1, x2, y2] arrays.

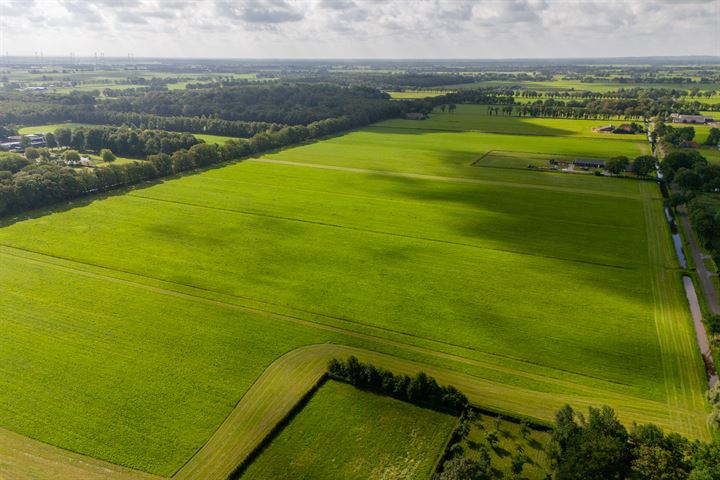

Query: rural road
[[676, 205, 720, 315]]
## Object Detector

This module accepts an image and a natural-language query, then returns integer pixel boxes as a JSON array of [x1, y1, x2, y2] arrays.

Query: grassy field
[[194, 133, 237, 144], [387, 91, 447, 99], [238, 380, 454, 480], [472, 150, 599, 169], [0, 108, 708, 476], [18, 123, 97, 135], [457, 413, 552, 479], [378, 105, 648, 143], [0, 426, 161, 480]]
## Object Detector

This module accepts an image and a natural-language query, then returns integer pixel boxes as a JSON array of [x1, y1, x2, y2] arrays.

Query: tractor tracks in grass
[[249, 158, 638, 199], [0, 244, 672, 414], [127, 192, 635, 272]]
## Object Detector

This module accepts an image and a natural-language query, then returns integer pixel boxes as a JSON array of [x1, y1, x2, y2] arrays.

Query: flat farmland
[[0, 110, 708, 476], [378, 105, 648, 142], [239, 381, 454, 480]]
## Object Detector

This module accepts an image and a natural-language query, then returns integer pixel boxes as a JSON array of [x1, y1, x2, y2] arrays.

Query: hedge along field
[[238, 381, 455, 480], [377, 104, 649, 141], [0, 111, 708, 475]]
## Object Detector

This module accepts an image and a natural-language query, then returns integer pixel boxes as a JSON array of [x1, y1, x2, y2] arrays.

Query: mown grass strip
[[0, 426, 161, 480]]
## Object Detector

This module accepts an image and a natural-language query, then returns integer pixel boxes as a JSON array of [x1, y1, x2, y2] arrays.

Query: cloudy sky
[[0, 0, 718, 59]]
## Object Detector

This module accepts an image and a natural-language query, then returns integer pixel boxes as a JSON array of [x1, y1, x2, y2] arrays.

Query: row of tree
[[327, 356, 468, 414], [64, 110, 282, 138], [0, 113, 389, 217]]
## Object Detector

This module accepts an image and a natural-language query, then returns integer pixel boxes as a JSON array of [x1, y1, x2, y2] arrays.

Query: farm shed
[[670, 113, 714, 124], [405, 112, 428, 120], [573, 158, 606, 168]]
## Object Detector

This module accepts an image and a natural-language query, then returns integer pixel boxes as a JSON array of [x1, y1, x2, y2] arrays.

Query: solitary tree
[[45, 132, 57, 148], [632, 155, 657, 177], [486, 430, 499, 448], [448, 104, 457, 114], [24, 147, 40, 161], [100, 148, 116, 163], [675, 168, 702, 191], [605, 156, 629, 175], [63, 149, 81, 163]]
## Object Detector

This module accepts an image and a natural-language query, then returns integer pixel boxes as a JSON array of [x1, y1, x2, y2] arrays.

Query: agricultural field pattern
[[0, 104, 709, 478]]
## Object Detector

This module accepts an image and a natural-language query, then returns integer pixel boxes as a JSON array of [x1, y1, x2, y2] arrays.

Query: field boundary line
[[365, 124, 650, 142], [640, 182, 710, 439], [200, 174, 639, 231], [170, 343, 687, 480], [0, 426, 162, 480], [128, 192, 636, 271], [249, 158, 638, 199], [0, 245, 677, 412]]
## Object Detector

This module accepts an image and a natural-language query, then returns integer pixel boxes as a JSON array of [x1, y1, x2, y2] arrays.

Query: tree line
[[0, 113, 391, 218], [64, 110, 283, 139], [327, 356, 468, 414]]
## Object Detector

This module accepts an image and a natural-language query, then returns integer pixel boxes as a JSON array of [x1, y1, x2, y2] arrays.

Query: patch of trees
[[327, 356, 468, 414], [550, 404, 720, 480], [655, 123, 697, 148], [51, 126, 200, 157], [0, 91, 97, 126], [102, 83, 401, 125], [436, 402, 720, 480]]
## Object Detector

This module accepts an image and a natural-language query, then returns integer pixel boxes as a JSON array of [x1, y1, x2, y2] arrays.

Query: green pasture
[[240, 381, 454, 480], [377, 105, 647, 141], [272, 127, 648, 179], [387, 91, 447, 99], [692, 124, 716, 145], [442, 77, 720, 94], [18, 123, 96, 135], [194, 133, 236, 144], [473, 150, 593, 170], [0, 110, 708, 475], [700, 146, 720, 164]]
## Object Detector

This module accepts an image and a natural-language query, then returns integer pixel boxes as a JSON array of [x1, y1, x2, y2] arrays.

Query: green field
[[0, 109, 708, 476], [387, 91, 447, 99], [18, 123, 96, 135], [193, 133, 237, 144], [473, 150, 598, 170], [239, 381, 454, 480], [378, 105, 648, 143]]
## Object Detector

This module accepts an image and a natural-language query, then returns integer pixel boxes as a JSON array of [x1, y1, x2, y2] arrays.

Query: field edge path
[[0, 426, 162, 480]]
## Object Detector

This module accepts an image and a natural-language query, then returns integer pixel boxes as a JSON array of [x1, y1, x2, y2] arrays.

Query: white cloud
[[0, 0, 717, 58]]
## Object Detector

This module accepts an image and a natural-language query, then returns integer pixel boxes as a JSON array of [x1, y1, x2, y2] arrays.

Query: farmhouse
[[0, 141, 21, 152], [405, 112, 428, 120], [592, 124, 616, 133], [573, 158, 605, 168], [670, 113, 714, 124]]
